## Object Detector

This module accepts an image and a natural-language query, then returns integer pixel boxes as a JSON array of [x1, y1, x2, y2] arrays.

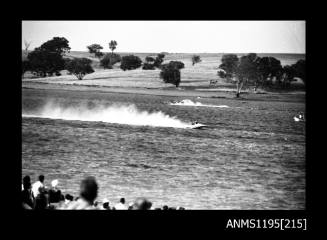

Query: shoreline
[[22, 82, 305, 103]]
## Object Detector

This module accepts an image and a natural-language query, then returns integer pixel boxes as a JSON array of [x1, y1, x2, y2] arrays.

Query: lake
[[22, 88, 305, 209]]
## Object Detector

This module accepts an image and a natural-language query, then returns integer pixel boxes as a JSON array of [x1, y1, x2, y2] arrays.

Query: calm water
[[22, 89, 305, 209]]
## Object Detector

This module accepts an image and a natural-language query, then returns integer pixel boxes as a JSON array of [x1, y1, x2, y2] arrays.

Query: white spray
[[22, 100, 192, 129], [169, 99, 229, 108]]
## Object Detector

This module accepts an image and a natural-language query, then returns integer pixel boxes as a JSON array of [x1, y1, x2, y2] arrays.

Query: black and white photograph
[[21, 21, 306, 212]]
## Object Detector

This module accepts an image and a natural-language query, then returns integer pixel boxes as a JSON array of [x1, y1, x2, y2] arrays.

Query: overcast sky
[[22, 21, 305, 53]]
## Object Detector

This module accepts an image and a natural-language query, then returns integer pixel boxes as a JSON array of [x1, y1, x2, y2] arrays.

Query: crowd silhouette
[[22, 175, 186, 210]]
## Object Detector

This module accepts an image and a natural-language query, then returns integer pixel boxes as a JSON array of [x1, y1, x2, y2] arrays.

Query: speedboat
[[190, 123, 207, 129], [188, 121, 207, 129]]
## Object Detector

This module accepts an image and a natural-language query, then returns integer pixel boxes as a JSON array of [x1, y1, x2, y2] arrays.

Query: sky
[[22, 21, 305, 54]]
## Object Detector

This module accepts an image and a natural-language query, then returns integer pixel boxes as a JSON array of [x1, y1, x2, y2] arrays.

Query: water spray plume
[[22, 100, 191, 129]]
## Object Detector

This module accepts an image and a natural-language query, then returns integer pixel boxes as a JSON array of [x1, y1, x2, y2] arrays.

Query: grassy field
[[22, 51, 305, 96]]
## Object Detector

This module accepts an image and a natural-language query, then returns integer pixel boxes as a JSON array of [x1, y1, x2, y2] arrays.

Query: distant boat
[[294, 114, 305, 122], [294, 117, 301, 122]]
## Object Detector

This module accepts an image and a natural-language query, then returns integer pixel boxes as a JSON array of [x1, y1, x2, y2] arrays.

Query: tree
[[142, 56, 156, 70], [191, 55, 201, 65], [256, 57, 283, 89], [109, 40, 117, 55], [65, 58, 94, 80], [22, 60, 30, 76], [159, 61, 184, 87], [217, 69, 227, 79], [235, 53, 260, 97], [87, 44, 103, 58], [100, 53, 121, 69], [120, 55, 142, 71], [292, 59, 305, 83], [27, 49, 65, 77], [145, 56, 155, 62], [24, 40, 31, 54], [167, 61, 185, 70], [39, 37, 70, 55], [278, 65, 295, 88], [153, 53, 165, 68], [26, 37, 71, 77], [218, 54, 239, 81]]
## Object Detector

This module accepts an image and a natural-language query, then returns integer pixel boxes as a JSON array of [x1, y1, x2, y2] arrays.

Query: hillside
[[22, 51, 305, 92]]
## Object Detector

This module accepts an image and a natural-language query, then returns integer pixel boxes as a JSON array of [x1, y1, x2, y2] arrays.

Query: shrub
[[142, 63, 156, 70], [153, 53, 165, 68], [217, 69, 227, 78], [120, 55, 142, 71], [166, 61, 184, 70], [65, 58, 94, 80], [145, 56, 155, 62], [142, 56, 156, 70], [100, 53, 121, 69], [192, 55, 201, 65]]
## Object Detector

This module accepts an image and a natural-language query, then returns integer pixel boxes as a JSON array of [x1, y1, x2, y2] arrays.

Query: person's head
[[65, 194, 74, 201], [132, 197, 152, 210], [128, 202, 134, 210], [79, 176, 98, 204], [51, 179, 59, 189], [39, 175, 45, 183], [23, 176, 31, 190], [120, 198, 125, 204], [23, 175, 31, 184], [103, 202, 110, 209], [162, 205, 168, 210]]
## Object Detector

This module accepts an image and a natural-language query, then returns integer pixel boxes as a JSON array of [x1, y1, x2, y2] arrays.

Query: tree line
[[217, 53, 305, 97], [22, 37, 186, 86], [22, 37, 305, 93]]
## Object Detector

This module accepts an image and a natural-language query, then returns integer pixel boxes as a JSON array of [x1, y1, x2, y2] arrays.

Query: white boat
[[188, 123, 207, 129], [294, 114, 305, 122]]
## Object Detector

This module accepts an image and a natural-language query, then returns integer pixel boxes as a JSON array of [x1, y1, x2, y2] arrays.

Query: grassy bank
[[22, 51, 305, 102]]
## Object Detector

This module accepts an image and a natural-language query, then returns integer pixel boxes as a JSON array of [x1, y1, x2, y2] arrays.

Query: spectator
[[132, 197, 152, 210], [34, 187, 48, 210], [66, 176, 99, 210], [22, 175, 34, 209], [65, 194, 74, 204], [114, 198, 128, 210], [22, 175, 30, 190], [162, 205, 169, 210], [32, 175, 46, 198], [48, 179, 64, 203], [128, 202, 134, 210], [102, 198, 110, 210]]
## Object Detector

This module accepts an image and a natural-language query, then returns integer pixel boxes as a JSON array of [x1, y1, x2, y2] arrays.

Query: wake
[[22, 100, 192, 129], [169, 99, 229, 108]]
